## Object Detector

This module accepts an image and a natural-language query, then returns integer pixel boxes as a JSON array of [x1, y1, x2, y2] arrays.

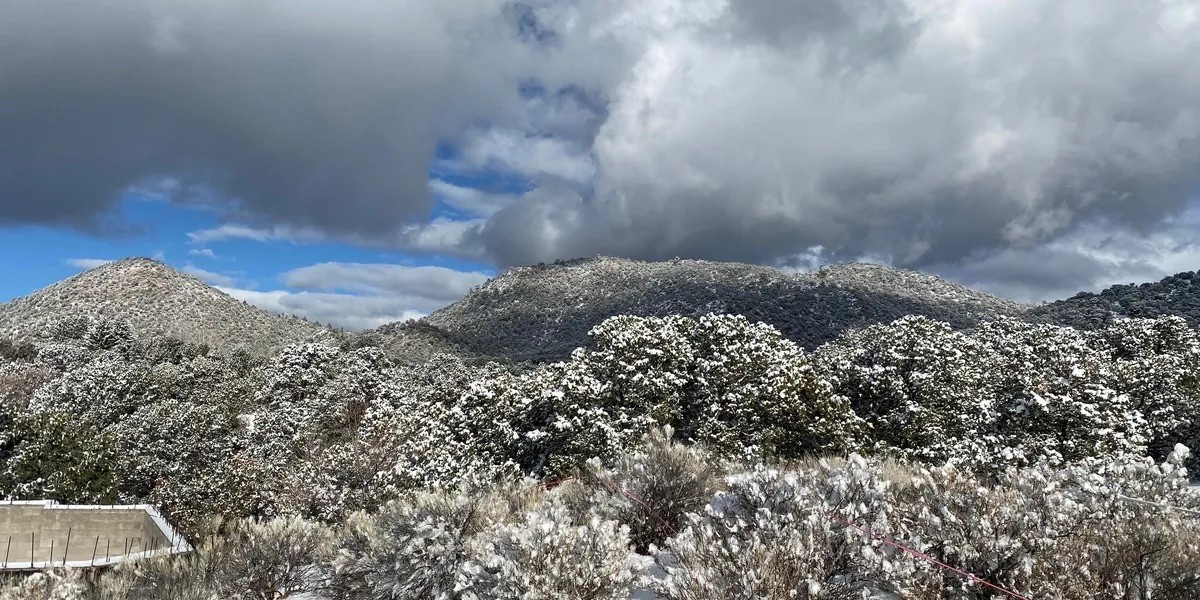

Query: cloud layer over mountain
[[4, 0, 1200, 299]]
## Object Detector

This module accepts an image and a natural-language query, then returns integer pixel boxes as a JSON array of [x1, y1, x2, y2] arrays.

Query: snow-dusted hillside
[[1029, 270, 1200, 330], [403, 256, 1029, 362], [0, 258, 333, 353]]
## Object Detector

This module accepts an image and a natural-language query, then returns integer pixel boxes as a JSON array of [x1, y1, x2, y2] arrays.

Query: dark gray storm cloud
[[0, 0, 520, 234]]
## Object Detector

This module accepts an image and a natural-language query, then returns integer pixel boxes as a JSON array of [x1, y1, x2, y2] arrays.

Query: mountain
[[400, 256, 1029, 362], [349, 320, 483, 364], [0, 258, 334, 353], [1027, 270, 1200, 330]]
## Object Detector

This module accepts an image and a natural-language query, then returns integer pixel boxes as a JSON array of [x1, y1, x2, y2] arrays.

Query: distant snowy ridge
[[404, 256, 1029, 362], [0, 257, 333, 354]]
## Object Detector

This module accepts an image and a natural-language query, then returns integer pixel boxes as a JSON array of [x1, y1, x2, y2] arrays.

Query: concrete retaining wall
[[0, 501, 192, 570]]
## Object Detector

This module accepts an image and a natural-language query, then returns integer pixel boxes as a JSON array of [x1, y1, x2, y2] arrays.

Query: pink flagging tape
[[821, 509, 1032, 600], [1116, 493, 1200, 518]]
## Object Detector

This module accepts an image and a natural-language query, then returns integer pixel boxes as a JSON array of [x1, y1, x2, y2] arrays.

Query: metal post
[[63, 527, 71, 566], [4, 535, 10, 568], [31, 532, 35, 568], [91, 536, 99, 566], [105, 538, 111, 563], [50, 540, 54, 566]]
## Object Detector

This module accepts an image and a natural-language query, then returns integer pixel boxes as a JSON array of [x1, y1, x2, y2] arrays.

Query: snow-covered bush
[[873, 448, 1200, 598], [109, 398, 238, 500], [33, 342, 91, 372], [275, 354, 519, 521], [655, 448, 1200, 599], [973, 318, 1152, 468], [1038, 446, 1200, 598], [0, 570, 90, 600], [481, 503, 638, 600], [48, 316, 93, 343], [587, 314, 862, 460], [3, 408, 119, 502], [456, 358, 657, 478], [99, 551, 227, 600], [329, 479, 525, 600], [654, 460, 887, 599], [0, 337, 36, 362], [217, 516, 334, 600], [813, 316, 992, 463], [676, 315, 863, 459], [0, 362, 53, 408], [330, 474, 637, 600], [812, 315, 1200, 473], [82, 318, 135, 353], [457, 314, 862, 477], [102, 516, 332, 600], [879, 463, 1092, 597], [1095, 317, 1200, 469], [562, 426, 720, 553]]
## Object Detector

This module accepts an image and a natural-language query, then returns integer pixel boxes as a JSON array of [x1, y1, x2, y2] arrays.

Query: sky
[[2, 0, 1200, 329]]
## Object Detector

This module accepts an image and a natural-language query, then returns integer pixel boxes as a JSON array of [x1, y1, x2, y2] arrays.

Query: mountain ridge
[[1027, 269, 1200, 329], [10, 255, 1200, 363], [404, 256, 1030, 362], [0, 257, 334, 353]]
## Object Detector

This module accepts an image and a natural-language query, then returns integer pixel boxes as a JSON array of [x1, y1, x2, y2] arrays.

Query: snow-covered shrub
[[251, 343, 364, 453], [653, 461, 886, 600], [459, 314, 862, 477], [656, 450, 1200, 599], [871, 448, 1200, 599], [83, 318, 135, 353], [1095, 317, 1200, 469], [481, 503, 638, 600], [217, 516, 334, 600], [275, 355, 520, 522], [877, 462, 1092, 598], [109, 398, 239, 501], [49, 316, 92, 343], [0, 362, 53, 408], [674, 315, 862, 459], [99, 552, 226, 600], [0, 570, 90, 600], [329, 479, 527, 600], [812, 315, 1200, 473], [33, 342, 91, 372], [450, 362, 627, 478], [102, 516, 332, 600], [973, 318, 1152, 468], [0, 337, 36, 362], [584, 314, 862, 460], [245, 344, 405, 517], [562, 426, 720, 553], [1039, 447, 1200, 598], [813, 316, 992, 463], [374, 356, 525, 491], [331, 474, 636, 600], [8, 349, 249, 514], [3, 408, 119, 502]]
